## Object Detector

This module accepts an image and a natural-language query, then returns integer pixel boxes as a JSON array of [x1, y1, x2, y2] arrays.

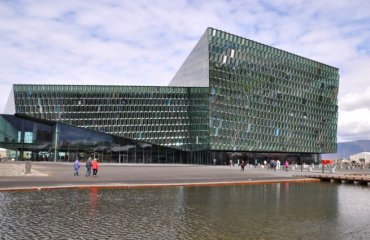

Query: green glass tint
[[208, 28, 339, 153], [13, 85, 208, 151]]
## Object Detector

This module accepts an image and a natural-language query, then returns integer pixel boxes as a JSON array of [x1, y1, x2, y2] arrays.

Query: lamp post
[[364, 151, 367, 170]]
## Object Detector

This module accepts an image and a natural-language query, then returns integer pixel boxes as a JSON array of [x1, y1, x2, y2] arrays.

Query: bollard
[[25, 161, 32, 174]]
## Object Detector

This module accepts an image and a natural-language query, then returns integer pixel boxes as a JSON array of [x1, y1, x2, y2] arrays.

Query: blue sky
[[0, 0, 370, 142]]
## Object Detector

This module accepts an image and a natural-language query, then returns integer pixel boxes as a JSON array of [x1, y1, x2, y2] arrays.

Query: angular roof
[[168, 29, 209, 87]]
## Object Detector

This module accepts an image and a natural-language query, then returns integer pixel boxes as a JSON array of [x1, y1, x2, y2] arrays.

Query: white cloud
[[0, 0, 370, 142], [338, 108, 370, 141]]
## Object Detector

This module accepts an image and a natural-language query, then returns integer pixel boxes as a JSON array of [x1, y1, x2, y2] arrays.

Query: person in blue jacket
[[73, 158, 81, 176]]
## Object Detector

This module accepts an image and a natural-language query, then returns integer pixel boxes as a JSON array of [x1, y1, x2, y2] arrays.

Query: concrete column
[[25, 161, 32, 174]]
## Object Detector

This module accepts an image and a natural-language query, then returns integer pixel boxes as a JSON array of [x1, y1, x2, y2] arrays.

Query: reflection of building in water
[[90, 188, 99, 212], [0, 28, 339, 164]]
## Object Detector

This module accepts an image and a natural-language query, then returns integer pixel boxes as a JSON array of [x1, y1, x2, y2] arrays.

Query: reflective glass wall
[[0, 115, 322, 164], [188, 88, 209, 151], [0, 115, 192, 163], [12, 85, 209, 151], [0, 115, 53, 161], [208, 28, 339, 153]]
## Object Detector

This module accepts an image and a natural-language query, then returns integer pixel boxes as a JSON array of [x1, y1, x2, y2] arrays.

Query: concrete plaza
[[0, 162, 322, 191]]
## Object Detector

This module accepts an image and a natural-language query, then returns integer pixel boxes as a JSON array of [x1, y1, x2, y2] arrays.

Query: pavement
[[1, 162, 369, 191]]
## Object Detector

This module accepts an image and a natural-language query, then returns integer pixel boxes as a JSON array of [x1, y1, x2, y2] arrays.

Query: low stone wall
[[0, 162, 47, 177]]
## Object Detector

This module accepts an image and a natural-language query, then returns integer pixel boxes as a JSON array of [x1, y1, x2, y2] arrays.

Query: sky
[[0, 0, 369, 142]]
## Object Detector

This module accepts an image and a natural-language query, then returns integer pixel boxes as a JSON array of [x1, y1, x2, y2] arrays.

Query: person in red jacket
[[92, 158, 99, 177]]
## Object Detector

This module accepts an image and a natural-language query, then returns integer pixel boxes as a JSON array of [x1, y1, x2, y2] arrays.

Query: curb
[[0, 178, 320, 192]]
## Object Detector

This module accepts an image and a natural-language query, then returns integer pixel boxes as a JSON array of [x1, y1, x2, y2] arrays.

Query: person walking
[[92, 158, 99, 177], [85, 157, 92, 177], [284, 160, 289, 171], [213, 158, 217, 166], [73, 158, 81, 176], [270, 160, 275, 170], [276, 160, 281, 170], [240, 161, 245, 172]]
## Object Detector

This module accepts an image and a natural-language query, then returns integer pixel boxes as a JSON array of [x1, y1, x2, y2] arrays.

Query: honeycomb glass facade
[[11, 85, 209, 152], [1, 27, 339, 164], [207, 28, 338, 153]]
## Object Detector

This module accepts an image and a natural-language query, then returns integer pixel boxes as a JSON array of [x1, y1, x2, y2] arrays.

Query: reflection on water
[[90, 187, 98, 212], [0, 183, 369, 239]]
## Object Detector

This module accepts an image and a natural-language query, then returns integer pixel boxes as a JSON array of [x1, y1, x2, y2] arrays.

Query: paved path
[[0, 162, 323, 191], [3, 162, 369, 191]]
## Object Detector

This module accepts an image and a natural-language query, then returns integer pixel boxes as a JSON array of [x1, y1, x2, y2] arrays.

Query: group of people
[[73, 157, 99, 177], [259, 159, 290, 171], [224, 158, 290, 172], [228, 159, 246, 170], [225, 159, 247, 171], [268, 160, 280, 171]]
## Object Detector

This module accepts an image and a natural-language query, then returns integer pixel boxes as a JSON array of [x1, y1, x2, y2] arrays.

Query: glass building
[[1, 28, 339, 164], [0, 114, 192, 163]]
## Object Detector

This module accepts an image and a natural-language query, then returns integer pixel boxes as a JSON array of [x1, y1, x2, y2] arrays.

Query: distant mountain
[[322, 140, 370, 160]]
